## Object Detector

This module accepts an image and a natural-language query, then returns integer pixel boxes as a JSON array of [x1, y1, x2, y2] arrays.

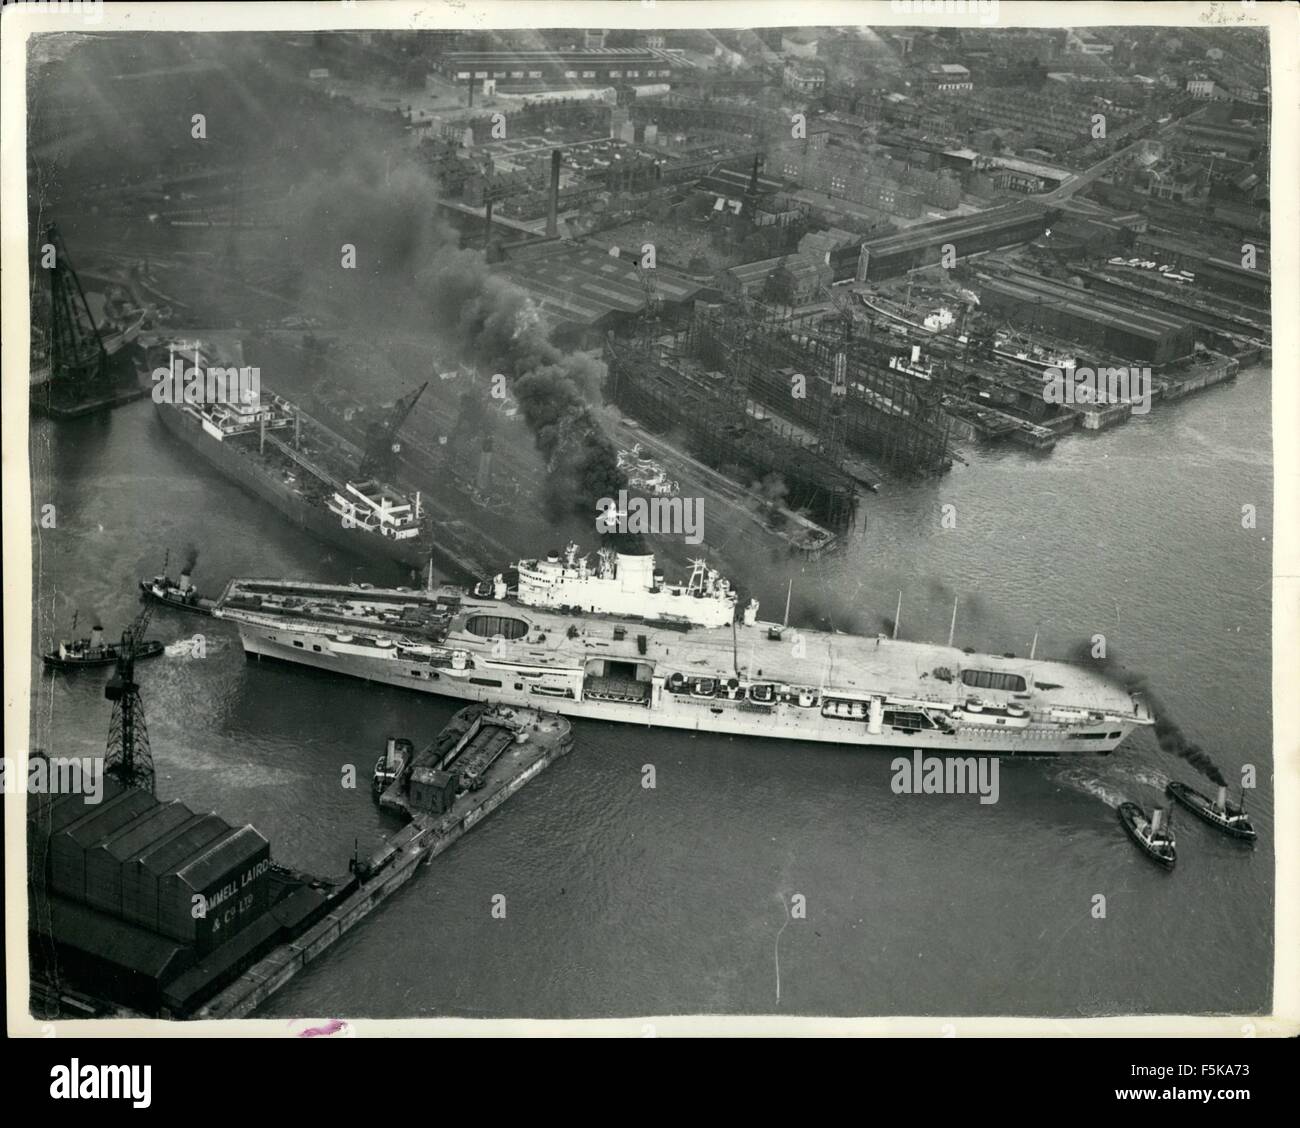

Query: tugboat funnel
[[90, 625, 103, 648], [1150, 808, 1163, 835], [179, 572, 192, 593], [1216, 785, 1228, 812]]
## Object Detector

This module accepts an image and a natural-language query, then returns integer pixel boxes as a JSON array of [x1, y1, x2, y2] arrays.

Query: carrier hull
[[232, 618, 1140, 755]]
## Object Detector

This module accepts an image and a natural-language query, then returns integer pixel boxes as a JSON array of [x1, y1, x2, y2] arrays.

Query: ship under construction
[[603, 297, 953, 528]]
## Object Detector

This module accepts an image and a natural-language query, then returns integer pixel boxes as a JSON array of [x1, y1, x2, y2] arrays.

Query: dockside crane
[[359, 381, 428, 481], [44, 222, 107, 388], [104, 601, 156, 795]]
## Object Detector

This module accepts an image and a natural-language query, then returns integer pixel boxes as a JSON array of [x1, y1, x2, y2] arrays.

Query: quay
[[194, 705, 572, 1019]]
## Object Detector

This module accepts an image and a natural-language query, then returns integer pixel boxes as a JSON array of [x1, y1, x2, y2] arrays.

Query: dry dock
[[194, 705, 572, 1019]]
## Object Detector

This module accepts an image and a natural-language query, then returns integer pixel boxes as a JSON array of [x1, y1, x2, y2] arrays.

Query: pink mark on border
[[296, 1019, 349, 1038]]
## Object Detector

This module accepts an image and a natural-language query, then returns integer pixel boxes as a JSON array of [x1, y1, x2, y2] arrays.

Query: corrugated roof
[[132, 814, 232, 876], [60, 788, 158, 848], [48, 895, 190, 979], [980, 271, 1190, 339], [173, 825, 269, 892], [861, 203, 1045, 258], [98, 801, 196, 862], [494, 243, 705, 327]]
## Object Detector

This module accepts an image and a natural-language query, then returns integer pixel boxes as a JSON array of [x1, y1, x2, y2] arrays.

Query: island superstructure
[[215, 543, 1153, 754]]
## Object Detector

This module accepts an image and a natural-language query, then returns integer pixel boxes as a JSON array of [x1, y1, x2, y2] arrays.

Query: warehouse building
[[440, 48, 681, 93], [27, 773, 324, 1014], [492, 241, 707, 344], [853, 203, 1051, 281], [976, 268, 1195, 364]]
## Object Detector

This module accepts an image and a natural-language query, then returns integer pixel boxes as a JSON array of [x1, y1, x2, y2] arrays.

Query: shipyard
[[15, 10, 1280, 1036]]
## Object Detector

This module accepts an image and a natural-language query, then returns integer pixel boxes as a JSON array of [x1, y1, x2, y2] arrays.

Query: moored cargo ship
[[152, 340, 434, 572], [215, 543, 1154, 755]]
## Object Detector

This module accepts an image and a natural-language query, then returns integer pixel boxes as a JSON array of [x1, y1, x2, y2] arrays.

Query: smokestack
[[1216, 785, 1228, 812], [179, 573, 192, 593], [91, 625, 103, 649], [546, 149, 561, 238], [476, 436, 494, 494], [1150, 808, 1163, 835]]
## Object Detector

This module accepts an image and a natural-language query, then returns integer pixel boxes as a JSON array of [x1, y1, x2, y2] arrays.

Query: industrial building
[[975, 267, 1195, 364], [1131, 232, 1270, 307], [28, 772, 328, 1015], [854, 203, 1051, 281], [491, 242, 707, 345], [439, 48, 681, 93], [717, 255, 828, 305]]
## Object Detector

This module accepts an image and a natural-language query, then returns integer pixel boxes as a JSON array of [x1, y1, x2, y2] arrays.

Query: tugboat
[[139, 554, 215, 616], [1118, 801, 1177, 869], [42, 619, 165, 670], [372, 737, 412, 795], [1165, 781, 1256, 842]]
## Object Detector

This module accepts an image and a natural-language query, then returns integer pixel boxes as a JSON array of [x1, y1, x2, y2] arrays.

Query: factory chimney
[[476, 435, 494, 495], [546, 148, 562, 238]]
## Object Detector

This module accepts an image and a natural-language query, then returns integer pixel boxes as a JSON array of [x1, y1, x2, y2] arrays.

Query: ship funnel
[[179, 572, 192, 593], [1150, 808, 1163, 835], [90, 625, 104, 648], [1216, 785, 1228, 812], [493, 573, 508, 601], [911, 343, 921, 365]]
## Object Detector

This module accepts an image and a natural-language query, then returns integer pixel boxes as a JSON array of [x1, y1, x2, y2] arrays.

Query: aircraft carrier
[[214, 542, 1153, 755]]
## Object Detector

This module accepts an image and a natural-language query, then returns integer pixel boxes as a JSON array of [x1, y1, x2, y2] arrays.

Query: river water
[[28, 364, 1273, 1019]]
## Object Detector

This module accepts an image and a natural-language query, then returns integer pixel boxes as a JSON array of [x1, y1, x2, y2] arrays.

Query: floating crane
[[103, 601, 156, 795], [359, 381, 428, 481]]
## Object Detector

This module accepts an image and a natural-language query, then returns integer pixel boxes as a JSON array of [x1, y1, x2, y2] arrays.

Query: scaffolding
[[603, 301, 951, 527], [604, 320, 859, 529]]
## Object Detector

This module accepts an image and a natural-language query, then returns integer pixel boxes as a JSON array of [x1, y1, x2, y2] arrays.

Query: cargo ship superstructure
[[216, 544, 1153, 754], [153, 340, 433, 570]]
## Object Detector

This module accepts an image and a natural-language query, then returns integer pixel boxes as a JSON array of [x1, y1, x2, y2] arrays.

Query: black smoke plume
[[286, 159, 629, 524], [1068, 641, 1227, 786], [182, 544, 199, 574]]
